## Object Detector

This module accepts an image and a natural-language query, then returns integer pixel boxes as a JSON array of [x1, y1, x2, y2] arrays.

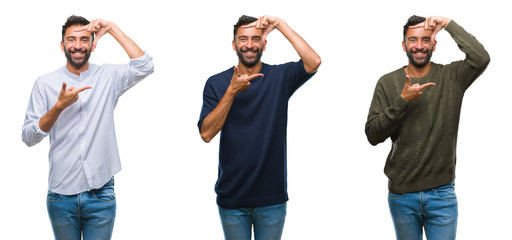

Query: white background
[[1, 0, 509, 239]]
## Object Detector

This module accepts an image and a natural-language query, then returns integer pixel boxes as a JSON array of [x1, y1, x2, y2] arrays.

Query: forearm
[[109, 24, 145, 59], [38, 104, 65, 132], [200, 87, 237, 143], [365, 95, 409, 145], [276, 20, 321, 73], [446, 21, 490, 71]]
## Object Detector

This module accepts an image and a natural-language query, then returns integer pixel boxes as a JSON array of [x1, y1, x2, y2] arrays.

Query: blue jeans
[[218, 203, 287, 240], [388, 182, 458, 240], [47, 178, 116, 240]]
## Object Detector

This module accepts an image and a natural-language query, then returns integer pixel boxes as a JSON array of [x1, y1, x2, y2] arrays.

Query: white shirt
[[22, 53, 154, 195]]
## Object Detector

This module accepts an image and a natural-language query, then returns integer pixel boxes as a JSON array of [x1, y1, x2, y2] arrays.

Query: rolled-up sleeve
[[22, 80, 49, 147]]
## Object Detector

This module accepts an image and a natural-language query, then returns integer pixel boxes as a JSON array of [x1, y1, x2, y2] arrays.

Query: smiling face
[[403, 27, 436, 68], [61, 25, 93, 71], [232, 26, 266, 67]]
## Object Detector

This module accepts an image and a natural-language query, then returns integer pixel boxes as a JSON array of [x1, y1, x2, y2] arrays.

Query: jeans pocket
[[47, 191, 63, 203], [434, 184, 457, 201], [92, 186, 116, 202], [388, 192, 404, 200]]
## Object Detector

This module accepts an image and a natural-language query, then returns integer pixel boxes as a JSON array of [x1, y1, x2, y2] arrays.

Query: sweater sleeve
[[365, 76, 410, 146], [445, 21, 490, 91]]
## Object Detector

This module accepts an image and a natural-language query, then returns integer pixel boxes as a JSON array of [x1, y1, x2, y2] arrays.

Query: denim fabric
[[218, 203, 287, 240], [47, 178, 116, 240], [388, 182, 458, 240]]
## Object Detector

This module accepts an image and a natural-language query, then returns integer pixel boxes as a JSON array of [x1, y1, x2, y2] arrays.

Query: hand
[[401, 75, 435, 102], [242, 15, 281, 42], [75, 19, 114, 50], [229, 66, 263, 94], [410, 16, 451, 42], [56, 82, 92, 110]]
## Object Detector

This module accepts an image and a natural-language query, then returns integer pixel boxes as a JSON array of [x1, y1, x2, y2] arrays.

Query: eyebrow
[[407, 36, 431, 40], [237, 35, 261, 39], [66, 36, 90, 40]]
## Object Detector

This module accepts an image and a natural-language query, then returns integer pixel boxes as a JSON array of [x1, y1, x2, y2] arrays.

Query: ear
[[432, 40, 437, 52], [402, 41, 406, 52], [232, 40, 236, 51], [61, 41, 64, 52], [263, 39, 267, 51]]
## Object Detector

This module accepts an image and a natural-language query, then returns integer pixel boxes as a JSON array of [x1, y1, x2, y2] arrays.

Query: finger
[[419, 82, 436, 90], [404, 75, 411, 87], [74, 24, 89, 32], [245, 73, 264, 81], [233, 66, 239, 77], [61, 82, 67, 92], [242, 21, 257, 28], [409, 22, 425, 29], [431, 31, 438, 42], [75, 86, 92, 93]]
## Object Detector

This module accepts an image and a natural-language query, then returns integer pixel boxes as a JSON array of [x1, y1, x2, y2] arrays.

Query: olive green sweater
[[365, 21, 490, 193]]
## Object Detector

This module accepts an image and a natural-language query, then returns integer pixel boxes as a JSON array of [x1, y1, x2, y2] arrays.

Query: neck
[[405, 62, 432, 78], [237, 61, 262, 75], [66, 62, 89, 76]]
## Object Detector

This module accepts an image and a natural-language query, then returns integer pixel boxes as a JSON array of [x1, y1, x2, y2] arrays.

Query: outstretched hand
[[242, 15, 281, 43], [56, 82, 92, 110], [229, 66, 264, 94], [409, 16, 451, 42], [401, 75, 435, 102], [74, 19, 114, 50]]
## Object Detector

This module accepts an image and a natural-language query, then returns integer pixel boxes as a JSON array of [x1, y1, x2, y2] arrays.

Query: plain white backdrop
[[1, 0, 509, 239]]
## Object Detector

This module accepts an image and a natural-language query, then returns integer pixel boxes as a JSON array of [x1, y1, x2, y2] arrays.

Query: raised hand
[[410, 16, 451, 42], [75, 19, 113, 50], [229, 66, 264, 94], [401, 75, 435, 102], [242, 15, 281, 42], [56, 82, 92, 110]]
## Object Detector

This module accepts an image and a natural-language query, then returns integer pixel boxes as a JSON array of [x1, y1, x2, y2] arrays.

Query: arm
[[22, 81, 91, 146], [39, 82, 91, 132], [76, 19, 144, 59], [365, 76, 410, 145], [200, 67, 263, 143], [412, 17, 490, 90], [246, 16, 321, 73]]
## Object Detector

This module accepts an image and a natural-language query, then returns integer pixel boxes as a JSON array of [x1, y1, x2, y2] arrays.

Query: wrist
[[53, 102, 66, 112], [400, 93, 412, 102]]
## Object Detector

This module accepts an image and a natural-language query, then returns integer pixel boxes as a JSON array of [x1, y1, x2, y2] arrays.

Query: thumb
[[233, 66, 239, 77], [61, 82, 67, 92], [404, 75, 411, 87]]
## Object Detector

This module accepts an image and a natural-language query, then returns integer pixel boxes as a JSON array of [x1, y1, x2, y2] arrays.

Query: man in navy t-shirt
[[198, 15, 321, 240]]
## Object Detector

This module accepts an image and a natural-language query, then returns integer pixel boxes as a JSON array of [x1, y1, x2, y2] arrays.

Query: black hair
[[233, 15, 258, 40], [403, 15, 426, 41], [61, 15, 94, 42]]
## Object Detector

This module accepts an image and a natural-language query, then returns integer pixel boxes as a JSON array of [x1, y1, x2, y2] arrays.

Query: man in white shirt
[[22, 15, 154, 240]]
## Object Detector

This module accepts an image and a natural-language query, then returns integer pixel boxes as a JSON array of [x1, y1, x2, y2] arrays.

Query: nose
[[72, 40, 81, 49], [246, 39, 254, 48]]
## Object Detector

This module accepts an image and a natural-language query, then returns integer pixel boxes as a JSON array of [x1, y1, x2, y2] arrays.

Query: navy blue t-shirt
[[198, 60, 315, 208]]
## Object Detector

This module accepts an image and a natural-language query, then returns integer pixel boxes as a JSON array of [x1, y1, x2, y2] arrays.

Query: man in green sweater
[[365, 15, 489, 239]]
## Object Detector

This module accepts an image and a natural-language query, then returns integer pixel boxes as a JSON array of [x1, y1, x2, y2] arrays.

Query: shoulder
[[206, 67, 233, 84], [378, 67, 406, 85]]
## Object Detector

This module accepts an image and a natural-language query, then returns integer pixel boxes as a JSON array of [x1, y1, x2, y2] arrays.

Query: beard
[[236, 45, 263, 67], [64, 46, 91, 69], [406, 45, 433, 68]]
